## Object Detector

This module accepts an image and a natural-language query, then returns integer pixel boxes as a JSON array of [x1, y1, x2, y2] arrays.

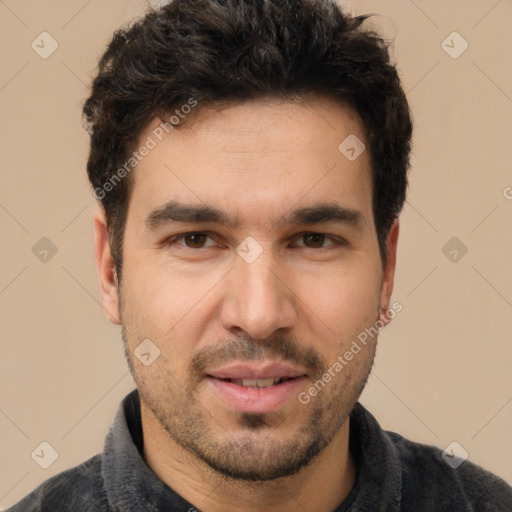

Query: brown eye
[[183, 233, 209, 248], [302, 233, 326, 248]]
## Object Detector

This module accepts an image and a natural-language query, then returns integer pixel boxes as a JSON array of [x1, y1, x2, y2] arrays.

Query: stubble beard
[[121, 327, 376, 482]]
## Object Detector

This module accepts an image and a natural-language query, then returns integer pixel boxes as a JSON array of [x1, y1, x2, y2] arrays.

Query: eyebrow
[[146, 202, 238, 230], [145, 200, 364, 231], [279, 203, 364, 229]]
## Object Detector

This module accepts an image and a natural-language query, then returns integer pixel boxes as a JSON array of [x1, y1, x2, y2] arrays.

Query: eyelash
[[164, 232, 346, 250]]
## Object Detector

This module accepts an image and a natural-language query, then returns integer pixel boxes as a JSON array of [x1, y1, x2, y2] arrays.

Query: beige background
[[1, 0, 511, 508]]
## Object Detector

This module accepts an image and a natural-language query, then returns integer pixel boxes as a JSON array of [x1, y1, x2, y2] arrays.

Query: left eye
[[294, 233, 336, 249], [174, 233, 217, 249]]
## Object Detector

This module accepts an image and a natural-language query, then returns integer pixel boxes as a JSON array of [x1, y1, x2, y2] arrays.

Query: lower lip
[[205, 376, 307, 414]]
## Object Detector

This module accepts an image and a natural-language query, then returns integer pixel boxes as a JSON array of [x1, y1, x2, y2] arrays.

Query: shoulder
[[385, 430, 512, 511], [6, 454, 110, 512]]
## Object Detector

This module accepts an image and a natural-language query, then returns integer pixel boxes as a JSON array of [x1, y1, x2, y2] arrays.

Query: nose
[[220, 251, 298, 340]]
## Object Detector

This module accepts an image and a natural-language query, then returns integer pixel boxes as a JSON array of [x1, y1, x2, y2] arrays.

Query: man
[[9, 0, 512, 510]]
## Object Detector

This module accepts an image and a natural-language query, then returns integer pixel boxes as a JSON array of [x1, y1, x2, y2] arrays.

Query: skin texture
[[94, 96, 399, 512]]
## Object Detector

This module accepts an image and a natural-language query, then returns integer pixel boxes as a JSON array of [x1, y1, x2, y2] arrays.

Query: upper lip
[[206, 361, 308, 380]]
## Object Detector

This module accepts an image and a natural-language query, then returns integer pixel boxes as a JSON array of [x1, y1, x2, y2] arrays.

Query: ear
[[378, 218, 399, 326], [93, 209, 121, 325]]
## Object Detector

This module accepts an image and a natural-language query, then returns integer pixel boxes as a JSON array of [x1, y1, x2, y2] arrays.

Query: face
[[96, 96, 398, 481]]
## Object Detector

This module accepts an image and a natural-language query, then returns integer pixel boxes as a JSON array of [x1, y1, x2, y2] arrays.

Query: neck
[[141, 402, 356, 512]]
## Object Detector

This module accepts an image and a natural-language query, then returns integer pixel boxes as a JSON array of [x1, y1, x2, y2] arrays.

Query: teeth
[[232, 378, 282, 388]]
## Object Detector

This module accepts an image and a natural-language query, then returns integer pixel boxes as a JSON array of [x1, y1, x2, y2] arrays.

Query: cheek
[[294, 261, 381, 345], [120, 259, 219, 357]]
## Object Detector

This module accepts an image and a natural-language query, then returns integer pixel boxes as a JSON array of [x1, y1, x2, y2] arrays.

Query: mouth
[[203, 362, 308, 413], [212, 376, 300, 388]]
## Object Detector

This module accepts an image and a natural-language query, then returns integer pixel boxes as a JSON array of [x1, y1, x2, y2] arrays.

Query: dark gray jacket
[[8, 390, 512, 511]]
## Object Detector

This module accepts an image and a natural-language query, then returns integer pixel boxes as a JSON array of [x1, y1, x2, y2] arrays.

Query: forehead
[[127, 96, 373, 228]]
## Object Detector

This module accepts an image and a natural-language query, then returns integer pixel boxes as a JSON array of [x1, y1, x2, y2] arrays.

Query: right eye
[[166, 232, 218, 249]]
